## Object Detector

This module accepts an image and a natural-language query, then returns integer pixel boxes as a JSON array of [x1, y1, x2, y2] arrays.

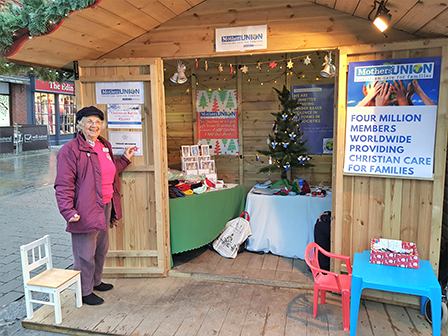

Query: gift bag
[[213, 211, 252, 259]]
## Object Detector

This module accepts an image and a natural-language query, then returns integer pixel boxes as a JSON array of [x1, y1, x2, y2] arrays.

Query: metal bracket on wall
[[73, 61, 79, 80]]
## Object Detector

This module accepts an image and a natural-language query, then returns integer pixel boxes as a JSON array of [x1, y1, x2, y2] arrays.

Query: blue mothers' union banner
[[291, 84, 334, 154]]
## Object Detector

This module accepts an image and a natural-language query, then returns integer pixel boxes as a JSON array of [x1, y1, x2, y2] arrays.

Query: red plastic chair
[[304, 242, 352, 331]]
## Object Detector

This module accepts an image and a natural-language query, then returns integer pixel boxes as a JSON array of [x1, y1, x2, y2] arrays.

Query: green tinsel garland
[[0, 0, 96, 81], [0, 57, 73, 82]]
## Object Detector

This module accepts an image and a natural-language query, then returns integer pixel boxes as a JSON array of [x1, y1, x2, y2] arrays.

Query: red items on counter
[[370, 238, 419, 269]]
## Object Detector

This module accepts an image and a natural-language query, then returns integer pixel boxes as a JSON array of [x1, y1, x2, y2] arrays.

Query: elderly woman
[[55, 106, 135, 306]]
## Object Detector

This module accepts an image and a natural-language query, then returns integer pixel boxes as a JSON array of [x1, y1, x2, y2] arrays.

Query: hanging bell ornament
[[171, 60, 188, 84]]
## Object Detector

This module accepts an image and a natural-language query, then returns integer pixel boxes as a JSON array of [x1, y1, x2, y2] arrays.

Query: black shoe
[[93, 282, 114, 292], [82, 293, 104, 305]]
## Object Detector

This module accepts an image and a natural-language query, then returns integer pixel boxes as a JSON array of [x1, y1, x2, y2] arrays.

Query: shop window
[[35, 93, 55, 135], [59, 94, 76, 134], [0, 94, 10, 126]]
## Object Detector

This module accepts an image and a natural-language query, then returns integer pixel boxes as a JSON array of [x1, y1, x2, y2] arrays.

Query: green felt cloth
[[169, 185, 246, 254]]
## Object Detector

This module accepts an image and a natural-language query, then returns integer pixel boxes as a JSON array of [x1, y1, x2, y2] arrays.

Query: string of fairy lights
[[164, 51, 330, 108], [164, 52, 332, 164]]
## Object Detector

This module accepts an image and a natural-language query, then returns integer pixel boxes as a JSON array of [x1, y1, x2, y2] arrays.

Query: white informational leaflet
[[108, 131, 143, 156], [215, 25, 267, 52], [95, 82, 144, 104], [107, 104, 142, 129], [344, 106, 437, 179]]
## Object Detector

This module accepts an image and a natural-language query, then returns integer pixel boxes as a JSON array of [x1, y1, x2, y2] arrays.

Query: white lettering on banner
[[354, 63, 434, 82]]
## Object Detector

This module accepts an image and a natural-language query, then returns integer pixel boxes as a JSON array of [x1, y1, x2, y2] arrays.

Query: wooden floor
[[23, 249, 448, 336], [171, 249, 314, 287]]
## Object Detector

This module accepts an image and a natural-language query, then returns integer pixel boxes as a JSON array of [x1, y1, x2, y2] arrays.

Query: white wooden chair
[[20, 235, 82, 324]]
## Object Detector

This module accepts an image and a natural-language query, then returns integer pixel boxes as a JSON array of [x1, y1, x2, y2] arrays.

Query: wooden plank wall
[[334, 43, 448, 276], [76, 59, 170, 277], [164, 52, 335, 191]]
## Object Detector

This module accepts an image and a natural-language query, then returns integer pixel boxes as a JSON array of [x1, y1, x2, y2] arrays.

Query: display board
[[344, 57, 441, 179], [196, 89, 239, 155], [0, 126, 14, 153], [20, 125, 48, 151], [0, 95, 10, 127], [291, 84, 334, 154]]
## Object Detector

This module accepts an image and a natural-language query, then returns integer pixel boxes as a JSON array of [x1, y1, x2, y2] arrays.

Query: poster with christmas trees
[[196, 89, 239, 155], [0, 95, 9, 127]]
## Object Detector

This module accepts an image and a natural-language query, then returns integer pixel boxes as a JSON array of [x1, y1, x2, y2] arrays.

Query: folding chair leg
[[320, 290, 326, 304], [54, 291, 62, 325], [24, 289, 34, 319], [342, 290, 350, 331], [313, 286, 319, 318], [75, 276, 82, 308]]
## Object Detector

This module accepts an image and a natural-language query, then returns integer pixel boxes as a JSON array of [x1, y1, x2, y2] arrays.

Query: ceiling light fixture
[[369, 0, 391, 34]]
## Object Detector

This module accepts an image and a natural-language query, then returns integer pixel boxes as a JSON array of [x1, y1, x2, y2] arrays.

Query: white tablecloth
[[245, 192, 332, 259]]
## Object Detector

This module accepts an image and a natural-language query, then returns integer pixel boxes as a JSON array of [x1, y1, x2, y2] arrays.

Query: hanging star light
[[218, 63, 223, 72], [269, 61, 277, 69], [304, 56, 311, 65], [241, 65, 249, 73], [287, 59, 294, 69]]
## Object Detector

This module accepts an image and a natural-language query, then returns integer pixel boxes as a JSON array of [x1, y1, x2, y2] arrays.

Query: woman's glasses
[[83, 118, 103, 127]]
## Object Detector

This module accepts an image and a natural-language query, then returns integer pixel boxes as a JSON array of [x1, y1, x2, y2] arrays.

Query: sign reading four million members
[[345, 57, 441, 179]]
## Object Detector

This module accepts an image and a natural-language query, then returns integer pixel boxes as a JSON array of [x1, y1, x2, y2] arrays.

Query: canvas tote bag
[[213, 211, 252, 258]]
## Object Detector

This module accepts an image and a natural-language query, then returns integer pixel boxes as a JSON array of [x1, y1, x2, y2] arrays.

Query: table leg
[[420, 296, 427, 315], [350, 275, 363, 336], [430, 286, 442, 336]]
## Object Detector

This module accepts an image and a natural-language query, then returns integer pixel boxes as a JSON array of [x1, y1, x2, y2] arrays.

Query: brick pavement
[[0, 148, 72, 335]]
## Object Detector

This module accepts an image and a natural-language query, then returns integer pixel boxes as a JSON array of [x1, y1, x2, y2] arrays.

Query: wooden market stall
[[5, 0, 448, 308]]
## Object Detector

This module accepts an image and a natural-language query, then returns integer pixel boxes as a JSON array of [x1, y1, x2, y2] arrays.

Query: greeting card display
[[180, 144, 216, 176]]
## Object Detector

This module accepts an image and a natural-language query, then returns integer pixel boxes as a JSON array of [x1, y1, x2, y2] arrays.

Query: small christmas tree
[[227, 139, 237, 153], [198, 93, 208, 109], [257, 85, 313, 188]]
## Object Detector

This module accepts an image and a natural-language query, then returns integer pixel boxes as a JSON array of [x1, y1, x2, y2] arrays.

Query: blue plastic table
[[351, 251, 441, 336]]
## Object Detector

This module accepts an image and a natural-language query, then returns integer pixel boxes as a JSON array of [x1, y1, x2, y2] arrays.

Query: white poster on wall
[[215, 25, 267, 52], [107, 104, 142, 129], [96, 82, 144, 104], [344, 57, 441, 179], [108, 131, 143, 156], [344, 106, 437, 178]]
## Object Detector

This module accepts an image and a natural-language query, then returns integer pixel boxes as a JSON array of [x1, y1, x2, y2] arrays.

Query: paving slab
[[0, 148, 72, 335]]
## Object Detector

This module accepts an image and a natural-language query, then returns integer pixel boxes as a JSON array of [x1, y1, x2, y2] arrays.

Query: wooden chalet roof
[[5, 0, 448, 69]]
